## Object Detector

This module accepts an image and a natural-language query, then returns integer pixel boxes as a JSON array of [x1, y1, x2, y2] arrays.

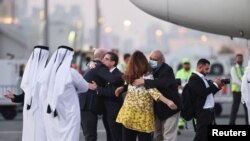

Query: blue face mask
[[149, 60, 158, 69]]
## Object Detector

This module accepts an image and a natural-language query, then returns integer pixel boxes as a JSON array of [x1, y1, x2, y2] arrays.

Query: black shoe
[[177, 130, 181, 135]]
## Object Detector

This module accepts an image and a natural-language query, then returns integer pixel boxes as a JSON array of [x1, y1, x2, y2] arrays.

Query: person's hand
[[115, 86, 124, 97], [132, 77, 144, 87], [89, 81, 97, 90], [166, 100, 177, 110], [214, 78, 223, 88], [4, 90, 15, 99], [241, 99, 246, 104], [88, 61, 97, 69]]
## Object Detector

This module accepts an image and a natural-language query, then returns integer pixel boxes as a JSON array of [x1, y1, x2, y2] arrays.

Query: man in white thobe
[[38, 46, 94, 141], [20, 46, 49, 141], [241, 60, 250, 125]]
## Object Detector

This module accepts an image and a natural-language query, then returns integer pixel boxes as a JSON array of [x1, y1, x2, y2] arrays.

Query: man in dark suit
[[93, 52, 124, 141], [79, 48, 123, 141], [5, 91, 24, 103], [188, 58, 222, 141], [133, 50, 181, 141]]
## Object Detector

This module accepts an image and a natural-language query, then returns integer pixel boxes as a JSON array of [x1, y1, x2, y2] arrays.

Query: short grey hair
[[150, 50, 165, 63], [94, 48, 108, 60]]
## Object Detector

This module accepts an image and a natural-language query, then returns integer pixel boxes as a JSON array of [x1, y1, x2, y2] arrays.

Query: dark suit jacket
[[79, 60, 123, 114], [188, 73, 220, 117], [144, 63, 181, 120], [12, 92, 24, 103], [96, 68, 124, 119]]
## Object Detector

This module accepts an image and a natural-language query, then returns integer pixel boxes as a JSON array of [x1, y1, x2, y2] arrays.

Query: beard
[[200, 71, 207, 76]]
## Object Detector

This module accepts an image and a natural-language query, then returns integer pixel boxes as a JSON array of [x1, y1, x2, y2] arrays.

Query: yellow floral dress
[[116, 75, 161, 133]]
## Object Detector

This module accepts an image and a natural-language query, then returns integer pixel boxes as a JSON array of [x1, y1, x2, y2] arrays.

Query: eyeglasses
[[104, 57, 111, 61]]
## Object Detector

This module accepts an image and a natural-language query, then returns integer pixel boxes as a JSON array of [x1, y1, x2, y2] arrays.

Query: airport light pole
[[44, 0, 49, 47], [95, 0, 100, 48]]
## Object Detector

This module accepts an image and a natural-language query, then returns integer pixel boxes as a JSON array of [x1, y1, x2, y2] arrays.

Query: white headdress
[[39, 46, 74, 113], [21, 46, 49, 112]]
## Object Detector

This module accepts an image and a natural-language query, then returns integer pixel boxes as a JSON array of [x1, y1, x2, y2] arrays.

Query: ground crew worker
[[176, 58, 193, 134], [229, 54, 249, 125]]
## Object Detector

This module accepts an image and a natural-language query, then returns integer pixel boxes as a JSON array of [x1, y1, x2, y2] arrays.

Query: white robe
[[21, 48, 49, 141], [241, 68, 250, 125], [44, 69, 88, 141], [22, 84, 47, 141]]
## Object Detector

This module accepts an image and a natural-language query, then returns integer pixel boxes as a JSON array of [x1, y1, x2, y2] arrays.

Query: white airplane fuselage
[[131, 0, 250, 39]]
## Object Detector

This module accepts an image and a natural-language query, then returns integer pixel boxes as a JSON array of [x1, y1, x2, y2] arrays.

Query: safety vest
[[120, 63, 126, 72], [176, 69, 192, 82], [231, 65, 245, 92]]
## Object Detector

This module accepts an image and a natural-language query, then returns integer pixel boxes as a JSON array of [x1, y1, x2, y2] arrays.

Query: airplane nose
[[130, 0, 168, 21]]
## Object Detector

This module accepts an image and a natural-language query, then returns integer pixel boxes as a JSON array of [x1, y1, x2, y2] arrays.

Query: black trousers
[[229, 92, 249, 125], [193, 109, 214, 141], [81, 110, 113, 141], [122, 126, 152, 141], [106, 115, 122, 141], [81, 111, 98, 141], [102, 113, 113, 141]]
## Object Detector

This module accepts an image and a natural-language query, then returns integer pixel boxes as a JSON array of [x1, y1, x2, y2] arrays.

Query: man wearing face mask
[[133, 50, 181, 141]]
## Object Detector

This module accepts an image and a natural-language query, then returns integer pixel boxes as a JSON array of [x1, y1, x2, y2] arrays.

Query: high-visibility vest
[[231, 65, 244, 92], [120, 63, 126, 72], [176, 69, 193, 94], [176, 69, 192, 82]]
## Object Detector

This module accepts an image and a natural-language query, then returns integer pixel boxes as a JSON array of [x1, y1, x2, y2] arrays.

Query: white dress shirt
[[193, 71, 214, 109], [110, 67, 116, 73]]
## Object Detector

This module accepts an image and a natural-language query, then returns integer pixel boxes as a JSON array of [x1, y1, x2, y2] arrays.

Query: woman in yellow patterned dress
[[116, 51, 177, 141]]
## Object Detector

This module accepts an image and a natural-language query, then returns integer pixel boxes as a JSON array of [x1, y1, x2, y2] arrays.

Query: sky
[[29, 0, 172, 36], [28, 0, 249, 54]]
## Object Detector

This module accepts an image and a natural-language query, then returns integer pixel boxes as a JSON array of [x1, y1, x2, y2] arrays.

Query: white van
[[0, 59, 23, 120]]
